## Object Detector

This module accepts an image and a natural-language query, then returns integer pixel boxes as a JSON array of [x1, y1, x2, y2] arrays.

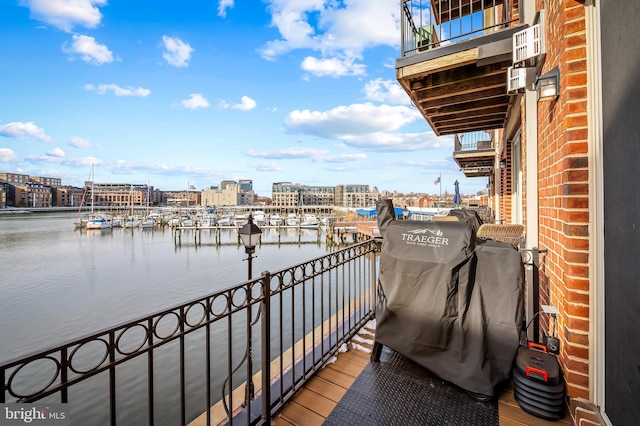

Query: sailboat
[[85, 165, 112, 230], [73, 172, 91, 229], [122, 185, 140, 228], [140, 183, 155, 229]]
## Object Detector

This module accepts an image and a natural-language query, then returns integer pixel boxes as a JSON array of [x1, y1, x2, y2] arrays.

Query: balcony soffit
[[397, 28, 522, 136]]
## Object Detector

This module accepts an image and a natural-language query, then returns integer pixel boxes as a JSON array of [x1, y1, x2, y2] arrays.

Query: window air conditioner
[[507, 67, 526, 93], [513, 23, 544, 64]]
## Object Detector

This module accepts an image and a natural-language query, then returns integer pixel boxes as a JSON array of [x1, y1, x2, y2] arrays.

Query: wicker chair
[[476, 224, 525, 247]]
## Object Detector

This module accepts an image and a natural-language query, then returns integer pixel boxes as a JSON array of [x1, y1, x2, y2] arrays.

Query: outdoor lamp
[[536, 67, 560, 102], [239, 214, 262, 279], [500, 159, 507, 169], [238, 214, 262, 406]]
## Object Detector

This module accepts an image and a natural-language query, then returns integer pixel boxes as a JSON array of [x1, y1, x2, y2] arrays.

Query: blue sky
[[0, 0, 486, 197]]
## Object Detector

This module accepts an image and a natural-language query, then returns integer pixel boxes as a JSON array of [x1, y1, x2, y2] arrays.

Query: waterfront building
[[271, 182, 335, 208], [0, 172, 29, 186], [162, 190, 200, 207], [30, 176, 62, 187], [0, 183, 5, 209], [85, 182, 150, 208], [238, 179, 252, 193], [202, 181, 255, 207], [11, 182, 52, 208], [53, 186, 85, 208], [334, 184, 380, 208], [0, 173, 60, 189], [397, 1, 635, 423]]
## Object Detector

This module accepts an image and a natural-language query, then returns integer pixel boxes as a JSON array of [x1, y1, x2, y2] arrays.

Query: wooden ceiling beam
[[428, 97, 510, 115], [408, 63, 507, 92], [437, 121, 505, 134], [437, 121, 504, 135], [418, 85, 507, 109], [435, 112, 507, 126], [412, 74, 507, 101]]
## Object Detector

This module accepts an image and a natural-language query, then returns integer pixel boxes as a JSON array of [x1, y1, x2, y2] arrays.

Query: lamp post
[[238, 214, 262, 406], [239, 214, 262, 279]]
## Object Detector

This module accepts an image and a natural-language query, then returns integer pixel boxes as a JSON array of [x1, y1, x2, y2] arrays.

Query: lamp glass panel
[[539, 79, 557, 98]]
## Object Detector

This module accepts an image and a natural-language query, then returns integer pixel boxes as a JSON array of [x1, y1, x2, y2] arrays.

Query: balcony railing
[[454, 131, 494, 152], [1, 240, 378, 425], [401, 0, 519, 57]]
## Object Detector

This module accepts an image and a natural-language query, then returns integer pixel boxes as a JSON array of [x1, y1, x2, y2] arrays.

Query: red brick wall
[[536, 0, 591, 403]]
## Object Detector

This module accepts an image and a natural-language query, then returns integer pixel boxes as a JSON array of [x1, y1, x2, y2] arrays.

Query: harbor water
[[0, 212, 335, 363], [0, 212, 346, 424]]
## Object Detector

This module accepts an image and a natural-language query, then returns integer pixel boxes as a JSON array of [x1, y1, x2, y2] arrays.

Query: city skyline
[[0, 0, 485, 197]]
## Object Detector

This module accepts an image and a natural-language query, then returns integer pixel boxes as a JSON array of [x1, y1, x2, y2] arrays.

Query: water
[[0, 212, 333, 364]]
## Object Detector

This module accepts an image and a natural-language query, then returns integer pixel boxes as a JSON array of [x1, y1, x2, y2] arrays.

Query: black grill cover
[[374, 201, 523, 396], [448, 208, 483, 235]]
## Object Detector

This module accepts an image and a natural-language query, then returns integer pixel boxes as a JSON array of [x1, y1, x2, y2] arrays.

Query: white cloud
[[340, 132, 452, 152], [63, 35, 113, 65], [161, 36, 194, 67], [220, 96, 257, 112], [25, 154, 62, 164], [254, 162, 282, 172], [301, 55, 366, 77], [20, 0, 107, 32], [233, 96, 256, 111], [321, 153, 367, 163], [68, 136, 90, 148], [71, 156, 101, 167], [0, 148, 19, 163], [26, 154, 101, 166], [246, 147, 366, 163], [180, 94, 210, 109], [0, 121, 52, 142], [47, 147, 65, 157], [285, 103, 421, 139], [218, 0, 235, 18], [260, 0, 399, 77], [85, 83, 151, 97], [362, 79, 410, 105], [247, 147, 330, 160]]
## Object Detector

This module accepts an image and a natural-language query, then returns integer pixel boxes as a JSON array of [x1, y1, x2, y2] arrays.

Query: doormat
[[323, 348, 498, 426]]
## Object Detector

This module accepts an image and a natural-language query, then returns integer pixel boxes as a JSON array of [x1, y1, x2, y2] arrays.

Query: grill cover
[[447, 208, 483, 234], [374, 201, 523, 396]]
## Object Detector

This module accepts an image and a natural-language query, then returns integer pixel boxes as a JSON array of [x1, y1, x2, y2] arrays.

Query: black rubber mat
[[323, 348, 499, 426]]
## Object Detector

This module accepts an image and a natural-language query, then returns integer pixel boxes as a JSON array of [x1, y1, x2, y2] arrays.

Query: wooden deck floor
[[274, 326, 573, 426]]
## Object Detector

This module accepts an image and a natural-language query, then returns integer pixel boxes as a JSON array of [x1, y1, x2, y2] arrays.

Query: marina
[[0, 212, 342, 363], [0, 211, 377, 425]]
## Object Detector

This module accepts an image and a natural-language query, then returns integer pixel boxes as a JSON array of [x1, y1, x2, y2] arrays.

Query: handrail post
[[260, 271, 271, 424]]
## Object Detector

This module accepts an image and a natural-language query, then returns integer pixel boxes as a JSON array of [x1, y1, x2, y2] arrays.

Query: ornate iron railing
[[1, 239, 378, 425]]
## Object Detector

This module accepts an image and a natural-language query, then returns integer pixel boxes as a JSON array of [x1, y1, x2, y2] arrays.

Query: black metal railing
[[454, 131, 495, 152], [1, 239, 378, 425], [401, 0, 519, 57]]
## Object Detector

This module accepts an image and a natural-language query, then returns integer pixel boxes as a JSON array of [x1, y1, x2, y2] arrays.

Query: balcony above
[[431, 0, 506, 24], [453, 131, 496, 177], [397, 0, 522, 136]]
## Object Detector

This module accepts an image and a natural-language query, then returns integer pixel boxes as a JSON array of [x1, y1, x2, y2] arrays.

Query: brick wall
[[536, 0, 591, 407]]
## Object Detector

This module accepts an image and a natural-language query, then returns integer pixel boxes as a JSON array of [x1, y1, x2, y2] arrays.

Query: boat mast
[[90, 164, 95, 214]]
